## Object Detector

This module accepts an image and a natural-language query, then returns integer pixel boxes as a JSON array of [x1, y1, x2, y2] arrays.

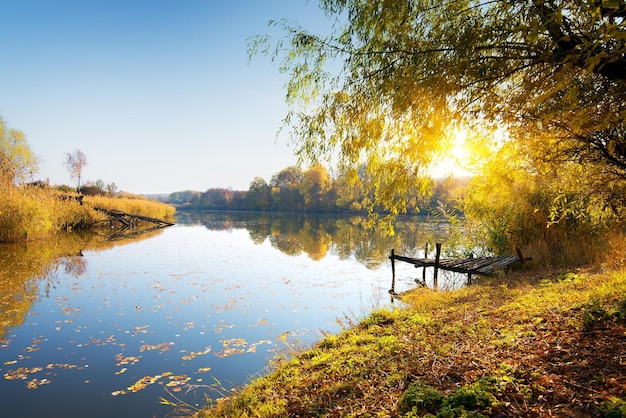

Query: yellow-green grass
[[196, 266, 626, 417], [0, 186, 175, 242], [83, 193, 176, 221], [0, 186, 98, 242]]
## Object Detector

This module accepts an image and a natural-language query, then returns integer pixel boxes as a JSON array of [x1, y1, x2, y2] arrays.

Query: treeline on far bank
[[165, 165, 470, 215]]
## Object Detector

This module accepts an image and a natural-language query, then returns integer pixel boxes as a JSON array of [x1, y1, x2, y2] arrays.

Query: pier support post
[[422, 243, 428, 285], [467, 253, 474, 285], [390, 249, 396, 294], [434, 243, 441, 291]]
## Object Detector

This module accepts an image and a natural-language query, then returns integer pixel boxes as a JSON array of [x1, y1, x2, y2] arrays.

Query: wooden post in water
[[422, 243, 428, 285], [390, 249, 396, 294], [433, 243, 441, 291], [467, 253, 474, 285]]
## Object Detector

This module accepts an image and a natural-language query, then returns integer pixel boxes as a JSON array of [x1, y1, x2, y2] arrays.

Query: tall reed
[[0, 185, 174, 243], [83, 193, 176, 221]]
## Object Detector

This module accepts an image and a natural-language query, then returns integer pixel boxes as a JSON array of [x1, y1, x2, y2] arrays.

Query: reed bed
[[0, 185, 175, 243]]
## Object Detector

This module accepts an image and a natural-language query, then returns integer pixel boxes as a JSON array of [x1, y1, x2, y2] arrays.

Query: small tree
[[105, 182, 117, 196], [0, 116, 39, 187], [247, 177, 270, 210], [64, 149, 87, 192]]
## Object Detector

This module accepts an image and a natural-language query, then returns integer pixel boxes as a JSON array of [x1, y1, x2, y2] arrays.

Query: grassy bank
[[196, 266, 626, 417], [84, 193, 176, 221], [0, 185, 175, 242]]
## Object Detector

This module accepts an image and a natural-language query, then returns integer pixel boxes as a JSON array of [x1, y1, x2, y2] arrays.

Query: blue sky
[[0, 0, 333, 194]]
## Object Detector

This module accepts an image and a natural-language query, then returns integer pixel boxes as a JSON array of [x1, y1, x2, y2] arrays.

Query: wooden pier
[[389, 243, 525, 293], [94, 207, 175, 229]]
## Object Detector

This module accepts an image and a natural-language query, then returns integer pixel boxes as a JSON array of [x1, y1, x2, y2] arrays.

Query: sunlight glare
[[429, 128, 473, 178]]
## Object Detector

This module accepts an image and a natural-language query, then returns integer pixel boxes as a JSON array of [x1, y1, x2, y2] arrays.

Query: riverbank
[[195, 265, 626, 417], [0, 185, 175, 242]]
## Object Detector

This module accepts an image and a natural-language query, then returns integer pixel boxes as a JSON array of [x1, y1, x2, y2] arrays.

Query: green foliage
[[399, 381, 444, 415], [598, 397, 626, 418], [443, 378, 500, 412], [0, 115, 39, 186], [168, 189, 201, 205], [580, 298, 626, 329], [359, 309, 396, 328], [463, 148, 622, 263], [251, 0, 626, 259], [400, 377, 501, 417], [247, 177, 271, 210], [173, 164, 460, 217]]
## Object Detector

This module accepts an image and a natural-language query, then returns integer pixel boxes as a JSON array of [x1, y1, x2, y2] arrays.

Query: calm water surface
[[0, 212, 455, 417]]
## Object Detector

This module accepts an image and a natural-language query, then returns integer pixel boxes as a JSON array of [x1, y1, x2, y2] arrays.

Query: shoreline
[[195, 266, 626, 417]]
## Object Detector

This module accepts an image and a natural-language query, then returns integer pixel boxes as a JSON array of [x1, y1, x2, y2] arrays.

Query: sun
[[429, 128, 473, 178]]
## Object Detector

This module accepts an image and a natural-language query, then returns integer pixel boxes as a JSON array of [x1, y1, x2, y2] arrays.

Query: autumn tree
[[299, 164, 333, 210], [247, 177, 271, 210], [0, 116, 39, 187], [169, 190, 201, 205], [64, 149, 87, 192], [270, 166, 304, 210], [270, 166, 303, 188], [251, 0, 626, 222]]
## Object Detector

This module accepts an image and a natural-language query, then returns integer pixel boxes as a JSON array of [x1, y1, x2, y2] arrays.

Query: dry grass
[[84, 194, 176, 221], [0, 186, 101, 242], [0, 185, 175, 243]]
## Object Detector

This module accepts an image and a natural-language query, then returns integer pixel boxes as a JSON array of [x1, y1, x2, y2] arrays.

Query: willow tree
[[251, 0, 626, 224]]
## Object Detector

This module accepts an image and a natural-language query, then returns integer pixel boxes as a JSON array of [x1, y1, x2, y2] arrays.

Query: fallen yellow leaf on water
[[26, 378, 51, 389]]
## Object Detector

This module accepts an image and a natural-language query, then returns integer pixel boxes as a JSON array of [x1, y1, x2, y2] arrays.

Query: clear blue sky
[[0, 0, 333, 194]]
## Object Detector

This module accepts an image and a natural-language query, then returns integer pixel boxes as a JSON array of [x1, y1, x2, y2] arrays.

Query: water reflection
[[176, 211, 450, 269], [0, 212, 457, 418], [0, 228, 165, 342]]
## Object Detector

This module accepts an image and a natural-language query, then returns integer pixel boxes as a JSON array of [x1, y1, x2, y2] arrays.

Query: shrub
[[399, 381, 444, 415], [400, 377, 502, 417], [597, 397, 626, 418]]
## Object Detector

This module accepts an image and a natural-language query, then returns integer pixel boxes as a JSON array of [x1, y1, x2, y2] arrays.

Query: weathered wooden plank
[[479, 256, 520, 273], [443, 257, 489, 269], [390, 252, 521, 277], [388, 245, 527, 295]]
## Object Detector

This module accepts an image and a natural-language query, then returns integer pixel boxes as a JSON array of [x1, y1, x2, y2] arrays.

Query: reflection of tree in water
[[298, 219, 332, 261], [61, 255, 87, 277], [268, 215, 306, 256], [269, 234, 303, 256], [0, 247, 40, 341], [0, 228, 166, 341], [186, 212, 453, 267], [0, 245, 86, 340]]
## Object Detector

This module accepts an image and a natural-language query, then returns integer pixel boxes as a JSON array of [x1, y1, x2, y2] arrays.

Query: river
[[0, 212, 459, 417]]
